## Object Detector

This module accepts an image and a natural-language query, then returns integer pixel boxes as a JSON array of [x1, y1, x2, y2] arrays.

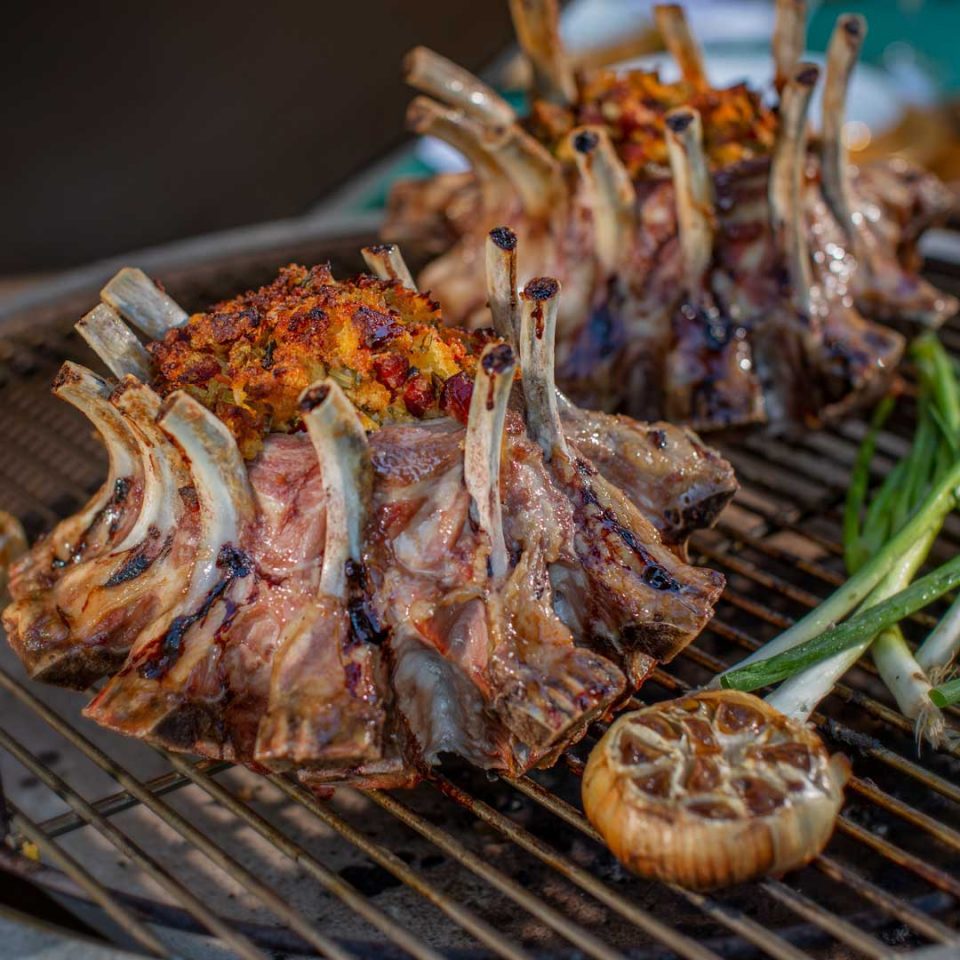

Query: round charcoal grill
[[0, 217, 959, 960]]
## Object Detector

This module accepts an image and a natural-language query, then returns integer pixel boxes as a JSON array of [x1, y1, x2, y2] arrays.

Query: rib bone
[[54, 363, 141, 506], [665, 108, 715, 297], [464, 343, 517, 580], [301, 381, 372, 598], [404, 46, 517, 126], [11, 362, 145, 582], [361, 243, 418, 291], [485, 226, 520, 346], [84, 391, 256, 734], [257, 381, 385, 769], [509, 0, 576, 105], [4, 377, 186, 688], [773, 0, 807, 94], [654, 5, 707, 90], [571, 127, 636, 277], [769, 63, 819, 316], [480, 121, 566, 222], [100, 268, 188, 339], [407, 96, 512, 209], [159, 392, 257, 545], [820, 14, 866, 251], [76, 304, 152, 382], [520, 277, 567, 459]]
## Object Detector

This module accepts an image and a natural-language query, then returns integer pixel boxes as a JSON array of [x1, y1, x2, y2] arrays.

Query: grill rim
[[0, 223, 958, 960]]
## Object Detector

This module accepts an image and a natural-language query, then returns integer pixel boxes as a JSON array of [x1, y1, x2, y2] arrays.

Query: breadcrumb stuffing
[[530, 70, 776, 178], [148, 264, 496, 458]]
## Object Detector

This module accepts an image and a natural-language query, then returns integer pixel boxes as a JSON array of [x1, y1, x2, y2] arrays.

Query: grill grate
[[0, 238, 958, 959]]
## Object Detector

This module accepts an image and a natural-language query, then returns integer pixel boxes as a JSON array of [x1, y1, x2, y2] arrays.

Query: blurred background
[[1, 0, 959, 277]]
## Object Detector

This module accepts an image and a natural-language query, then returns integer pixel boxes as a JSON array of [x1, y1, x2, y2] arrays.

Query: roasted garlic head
[[582, 690, 849, 890]]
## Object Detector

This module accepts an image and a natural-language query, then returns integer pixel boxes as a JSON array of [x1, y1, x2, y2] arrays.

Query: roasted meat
[[4, 243, 732, 789], [385, 0, 956, 430]]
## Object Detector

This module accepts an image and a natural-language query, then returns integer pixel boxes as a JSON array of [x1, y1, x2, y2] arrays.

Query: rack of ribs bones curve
[[386, 0, 958, 430], [3, 239, 735, 789]]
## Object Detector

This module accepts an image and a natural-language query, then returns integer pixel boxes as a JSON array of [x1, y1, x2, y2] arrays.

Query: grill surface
[[1, 230, 959, 959]]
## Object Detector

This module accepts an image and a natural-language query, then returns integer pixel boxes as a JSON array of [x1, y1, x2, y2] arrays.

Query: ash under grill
[[0, 236, 958, 960]]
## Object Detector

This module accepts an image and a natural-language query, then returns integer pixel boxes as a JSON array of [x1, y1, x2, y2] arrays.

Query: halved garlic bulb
[[582, 690, 850, 890]]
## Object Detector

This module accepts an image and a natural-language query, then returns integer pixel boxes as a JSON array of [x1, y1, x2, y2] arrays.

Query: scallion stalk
[[716, 459, 960, 682], [766, 533, 933, 720], [722, 551, 960, 693], [843, 394, 894, 574], [916, 593, 960, 676], [930, 677, 960, 708]]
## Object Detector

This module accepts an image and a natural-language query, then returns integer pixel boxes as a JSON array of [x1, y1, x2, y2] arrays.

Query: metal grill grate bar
[[813, 855, 957, 945], [431, 774, 817, 960], [0, 669, 358, 960], [6, 800, 169, 957], [365, 788, 630, 960], [494, 773, 812, 960], [0, 727, 270, 960], [270, 775, 535, 960], [160, 753, 445, 960], [40, 762, 232, 839]]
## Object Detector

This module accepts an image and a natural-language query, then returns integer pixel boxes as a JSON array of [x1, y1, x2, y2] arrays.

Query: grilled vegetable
[[583, 691, 849, 890]]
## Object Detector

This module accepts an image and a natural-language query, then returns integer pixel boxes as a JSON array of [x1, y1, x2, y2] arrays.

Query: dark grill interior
[[0, 235, 958, 959]]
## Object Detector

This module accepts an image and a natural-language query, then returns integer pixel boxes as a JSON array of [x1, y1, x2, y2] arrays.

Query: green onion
[[722, 552, 960, 693], [843, 394, 894, 574], [930, 677, 960, 708], [717, 458, 960, 682], [766, 531, 934, 720], [917, 593, 960, 674]]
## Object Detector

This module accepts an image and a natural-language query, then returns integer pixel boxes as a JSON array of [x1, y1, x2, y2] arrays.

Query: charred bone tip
[[360, 242, 417, 291], [299, 384, 332, 412], [665, 110, 696, 134], [52, 361, 94, 394], [841, 14, 864, 39], [489, 226, 518, 251], [795, 64, 820, 87], [482, 342, 516, 376], [573, 129, 600, 153], [523, 277, 560, 304]]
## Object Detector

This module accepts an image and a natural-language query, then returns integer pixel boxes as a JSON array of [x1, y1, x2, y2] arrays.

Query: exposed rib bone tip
[[654, 4, 708, 90], [489, 226, 518, 251], [841, 14, 864, 39], [299, 383, 332, 412], [509, 0, 576, 106], [52, 361, 93, 392], [403, 45, 516, 126], [665, 109, 696, 133], [100, 267, 188, 339], [795, 63, 820, 86], [482, 342, 516, 376], [572, 129, 600, 153], [523, 277, 560, 302], [76, 303, 152, 382], [157, 390, 204, 426], [361, 242, 417, 290], [403, 46, 429, 78]]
